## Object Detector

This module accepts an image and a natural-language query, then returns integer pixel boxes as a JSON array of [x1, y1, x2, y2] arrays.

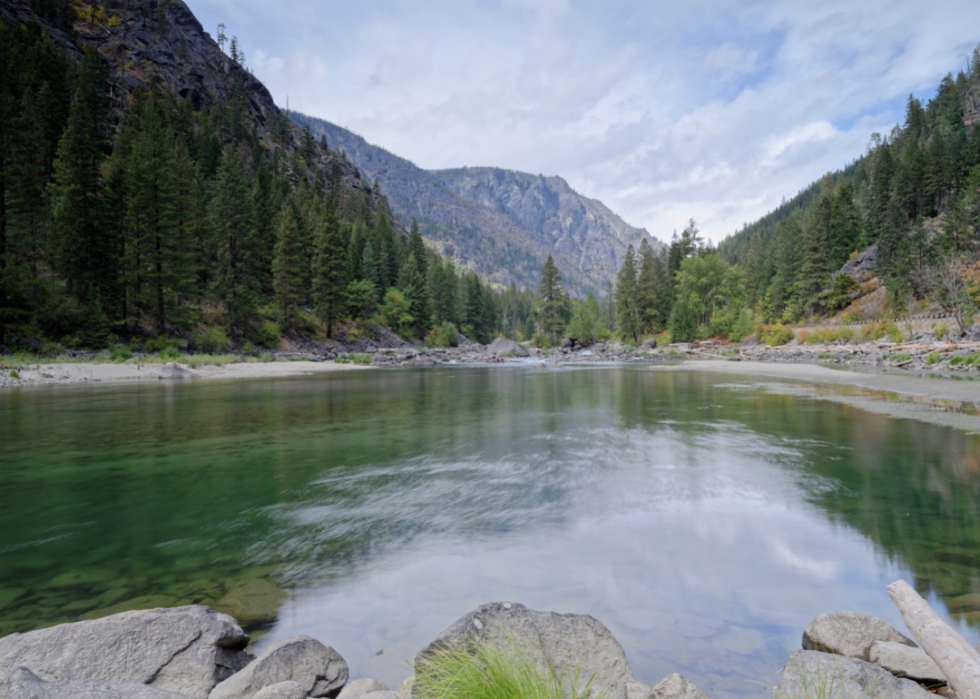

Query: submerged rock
[[869, 641, 946, 684], [6, 665, 196, 699], [415, 601, 638, 699], [776, 650, 931, 699], [0, 605, 252, 699], [213, 579, 286, 627], [802, 611, 916, 661], [208, 634, 348, 699]]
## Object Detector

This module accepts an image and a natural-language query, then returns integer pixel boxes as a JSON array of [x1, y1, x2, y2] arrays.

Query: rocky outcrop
[[869, 641, 946, 684], [208, 635, 348, 699], [777, 651, 932, 699], [415, 602, 638, 699], [288, 113, 660, 298], [840, 245, 877, 279], [0, 606, 252, 699], [802, 611, 917, 661], [487, 338, 530, 357], [5, 665, 196, 699]]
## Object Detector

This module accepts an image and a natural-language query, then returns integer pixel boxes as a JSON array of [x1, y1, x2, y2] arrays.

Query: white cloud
[[185, 0, 980, 243]]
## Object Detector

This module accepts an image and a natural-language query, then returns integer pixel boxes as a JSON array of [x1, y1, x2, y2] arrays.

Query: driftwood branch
[[888, 580, 980, 699]]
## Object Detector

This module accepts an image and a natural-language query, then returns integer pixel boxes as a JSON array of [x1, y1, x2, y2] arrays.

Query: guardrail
[[787, 313, 955, 329]]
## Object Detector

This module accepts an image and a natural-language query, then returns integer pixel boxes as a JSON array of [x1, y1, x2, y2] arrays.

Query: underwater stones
[[0, 588, 27, 611], [213, 579, 286, 627], [82, 594, 179, 620], [0, 605, 251, 699], [776, 650, 932, 699], [415, 602, 638, 699], [208, 635, 348, 699], [43, 569, 118, 591], [802, 611, 916, 661], [944, 593, 980, 614]]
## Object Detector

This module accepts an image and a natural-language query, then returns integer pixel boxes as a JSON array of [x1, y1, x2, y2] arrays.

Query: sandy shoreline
[[0, 359, 370, 388]]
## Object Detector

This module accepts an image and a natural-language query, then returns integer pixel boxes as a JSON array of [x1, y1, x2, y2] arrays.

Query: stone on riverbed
[[6, 665, 196, 698], [802, 611, 916, 661], [213, 578, 286, 627], [208, 635, 348, 699], [869, 641, 946, 684], [0, 605, 252, 699], [776, 650, 932, 699], [414, 601, 638, 699]]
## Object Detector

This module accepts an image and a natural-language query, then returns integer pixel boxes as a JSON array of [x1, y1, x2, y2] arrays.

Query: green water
[[2, 365, 980, 699]]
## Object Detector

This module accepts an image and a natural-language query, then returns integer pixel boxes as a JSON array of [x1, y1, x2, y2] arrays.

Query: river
[[2, 365, 979, 699]]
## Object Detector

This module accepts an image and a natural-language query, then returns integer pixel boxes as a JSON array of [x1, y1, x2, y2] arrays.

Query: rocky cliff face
[[291, 113, 660, 297]]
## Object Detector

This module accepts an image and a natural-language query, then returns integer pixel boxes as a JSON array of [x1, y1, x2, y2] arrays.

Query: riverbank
[[0, 358, 369, 388]]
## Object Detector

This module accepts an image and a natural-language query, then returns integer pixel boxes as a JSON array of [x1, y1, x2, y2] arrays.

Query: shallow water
[[2, 365, 980, 699]]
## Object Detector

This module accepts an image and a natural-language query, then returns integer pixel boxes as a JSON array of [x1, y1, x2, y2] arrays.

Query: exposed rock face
[[6, 665, 196, 699], [414, 602, 637, 699], [776, 650, 932, 699], [802, 611, 916, 661], [0, 606, 252, 699], [289, 113, 660, 298], [487, 338, 530, 357], [208, 635, 348, 699], [840, 245, 877, 278], [869, 641, 946, 684], [649, 674, 709, 699]]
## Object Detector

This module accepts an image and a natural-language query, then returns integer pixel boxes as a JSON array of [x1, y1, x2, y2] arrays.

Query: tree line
[[0, 18, 545, 350]]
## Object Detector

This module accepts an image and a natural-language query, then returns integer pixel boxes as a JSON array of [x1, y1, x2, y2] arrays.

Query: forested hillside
[[597, 45, 980, 346], [0, 0, 536, 351], [288, 112, 659, 298]]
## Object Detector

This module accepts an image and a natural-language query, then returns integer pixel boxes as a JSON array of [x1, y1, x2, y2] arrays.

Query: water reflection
[[1, 367, 980, 699]]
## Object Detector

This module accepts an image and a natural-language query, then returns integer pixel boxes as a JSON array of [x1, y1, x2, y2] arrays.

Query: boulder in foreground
[[869, 640, 946, 684], [6, 665, 196, 699], [0, 605, 252, 699], [414, 601, 637, 698], [776, 650, 931, 699], [209, 635, 348, 699], [802, 611, 916, 661]]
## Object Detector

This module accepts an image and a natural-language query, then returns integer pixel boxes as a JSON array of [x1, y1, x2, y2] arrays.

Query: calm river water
[[2, 365, 980, 699]]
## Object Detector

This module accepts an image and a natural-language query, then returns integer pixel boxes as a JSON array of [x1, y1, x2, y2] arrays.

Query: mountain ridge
[[289, 111, 661, 297]]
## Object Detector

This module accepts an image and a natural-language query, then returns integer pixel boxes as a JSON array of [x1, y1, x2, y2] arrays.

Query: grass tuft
[[415, 634, 605, 699]]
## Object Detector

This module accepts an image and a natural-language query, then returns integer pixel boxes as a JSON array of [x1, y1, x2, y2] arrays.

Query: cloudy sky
[[187, 0, 979, 243]]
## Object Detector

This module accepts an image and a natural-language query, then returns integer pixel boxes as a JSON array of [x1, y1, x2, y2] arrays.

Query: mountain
[[289, 112, 660, 297]]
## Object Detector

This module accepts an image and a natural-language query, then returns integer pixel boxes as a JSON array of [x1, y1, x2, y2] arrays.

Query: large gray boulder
[[640, 338, 658, 351], [208, 635, 348, 699], [159, 363, 198, 380], [649, 674, 708, 699], [776, 650, 932, 699], [6, 665, 197, 699], [414, 602, 637, 699], [487, 338, 530, 357], [869, 641, 946, 684], [802, 611, 916, 661], [253, 682, 308, 699], [0, 605, 252, 699]]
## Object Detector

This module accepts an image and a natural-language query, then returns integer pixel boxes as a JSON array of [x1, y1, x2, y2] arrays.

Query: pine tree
[[428, 256, 458, 326], [312, 199, 347, 338], [406, 219, 431, 333], [537, 254, 566, 343], [361, 241, 381, 294], [668, 294, 696, 343], [273, 208, 304, 331], [800, 199, 831, 313], [637, 238, 659, 333], [397, 254, 426, 338], [615, 245, 641, 342], [209, 144, 259, 333]]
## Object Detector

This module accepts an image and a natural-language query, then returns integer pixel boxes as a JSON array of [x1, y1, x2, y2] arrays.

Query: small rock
[[776, 650, 931, 699], [253, 681, 308, 699], [869, 641, 946, 684], [208, 635, 348, 699], [650, 674, 708, 699], [339, 679, 389, 699], [802, 611, 916, 661]]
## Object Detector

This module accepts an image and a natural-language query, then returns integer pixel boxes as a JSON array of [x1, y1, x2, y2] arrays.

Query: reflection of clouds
[[770, 541, 839, 581]]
